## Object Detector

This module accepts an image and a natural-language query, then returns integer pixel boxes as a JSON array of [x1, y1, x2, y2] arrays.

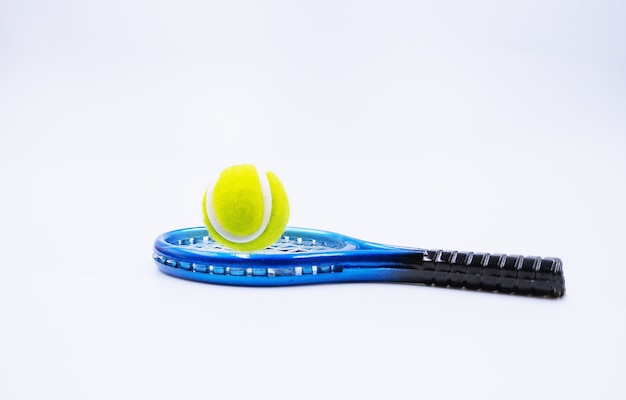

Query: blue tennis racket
[[153, 227, 565, 297]]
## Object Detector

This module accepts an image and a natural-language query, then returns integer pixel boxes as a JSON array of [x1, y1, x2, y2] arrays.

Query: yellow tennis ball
[[202, 164, 290, 252]]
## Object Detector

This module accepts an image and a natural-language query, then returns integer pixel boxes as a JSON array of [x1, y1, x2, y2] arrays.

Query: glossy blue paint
[[153, 227, 424, 286]]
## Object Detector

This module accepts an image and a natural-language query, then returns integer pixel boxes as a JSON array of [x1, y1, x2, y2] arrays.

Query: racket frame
[[153, 226, 565, 297]]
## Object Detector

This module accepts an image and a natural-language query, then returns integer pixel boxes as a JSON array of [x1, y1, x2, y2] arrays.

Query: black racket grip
[[420, 250, 565, 297]]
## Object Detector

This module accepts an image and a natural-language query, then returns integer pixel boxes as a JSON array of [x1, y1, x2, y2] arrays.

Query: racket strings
[[155, 232, 354, 277], [174, 234, 350, 254]]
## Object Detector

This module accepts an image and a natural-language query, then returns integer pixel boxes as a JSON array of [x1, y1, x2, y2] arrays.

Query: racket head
[[153, 227, 423, 286]]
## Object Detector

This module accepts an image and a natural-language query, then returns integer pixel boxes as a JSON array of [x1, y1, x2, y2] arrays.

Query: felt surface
[[203, 166, 290, 252], [211, 164, 265, 237]]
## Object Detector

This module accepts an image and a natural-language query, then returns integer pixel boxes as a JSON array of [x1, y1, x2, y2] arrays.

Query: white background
[[1, 1, 625, 399]]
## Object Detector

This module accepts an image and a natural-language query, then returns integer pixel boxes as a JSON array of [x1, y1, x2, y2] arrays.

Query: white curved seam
[[206, 168, 272, 243]]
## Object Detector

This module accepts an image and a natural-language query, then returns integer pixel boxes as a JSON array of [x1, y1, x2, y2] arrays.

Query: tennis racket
[[153, 227, 565, 297]]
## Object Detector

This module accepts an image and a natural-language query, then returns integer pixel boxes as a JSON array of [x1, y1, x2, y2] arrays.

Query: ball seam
[[205, 167, 272, 243]]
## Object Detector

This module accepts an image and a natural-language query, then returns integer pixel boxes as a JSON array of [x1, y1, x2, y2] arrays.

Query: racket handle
[[420, 250, 565, 297]]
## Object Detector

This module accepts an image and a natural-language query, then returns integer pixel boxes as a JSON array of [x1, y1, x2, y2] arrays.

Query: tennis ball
[[202, 164, 290, 252]]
